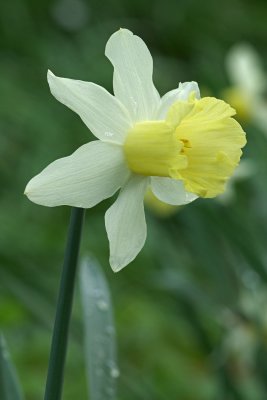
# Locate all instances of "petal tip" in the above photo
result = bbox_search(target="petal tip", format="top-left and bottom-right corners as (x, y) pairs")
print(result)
(47, 69), (57, 89)
(117, 27), (133, 35)
(119, 27), (131, 33)
(109, 257), (128, 273)
(24, 181), (36, 202)
(105, 28), (133, 55)
(24, 182), (31, 196)
(47, 69), (55, 80)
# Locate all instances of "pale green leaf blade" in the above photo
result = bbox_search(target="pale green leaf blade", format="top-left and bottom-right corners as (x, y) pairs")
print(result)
(79, 256), (119, 400)
(0, 335), (24, 400)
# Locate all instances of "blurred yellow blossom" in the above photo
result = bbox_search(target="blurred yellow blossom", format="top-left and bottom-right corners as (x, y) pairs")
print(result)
(225, 44), (267, 133)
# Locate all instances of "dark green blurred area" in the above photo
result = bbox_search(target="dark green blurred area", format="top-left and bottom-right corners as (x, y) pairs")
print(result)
(1, 0), (267, 399)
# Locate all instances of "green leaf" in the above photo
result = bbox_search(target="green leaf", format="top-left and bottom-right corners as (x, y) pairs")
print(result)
(0, 335), (24, 400)
(79, 256), (119, 400)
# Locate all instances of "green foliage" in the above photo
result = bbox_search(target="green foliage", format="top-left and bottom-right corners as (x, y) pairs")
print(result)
(1, 0), (267, 399)
(0, 335), (24, 400)
(80, 256), (118, 400)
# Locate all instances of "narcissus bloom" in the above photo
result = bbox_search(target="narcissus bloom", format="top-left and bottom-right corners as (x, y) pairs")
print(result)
(25, 29), (246, 271)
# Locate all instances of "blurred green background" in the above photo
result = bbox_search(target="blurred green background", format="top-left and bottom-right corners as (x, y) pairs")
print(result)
(1, 0), (267, 399)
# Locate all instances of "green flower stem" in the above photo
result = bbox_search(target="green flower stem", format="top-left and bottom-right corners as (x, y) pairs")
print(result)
(44, 207), (85, 400)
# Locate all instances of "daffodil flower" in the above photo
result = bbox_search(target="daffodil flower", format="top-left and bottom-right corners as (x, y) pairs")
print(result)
(25, 29), (246, 271)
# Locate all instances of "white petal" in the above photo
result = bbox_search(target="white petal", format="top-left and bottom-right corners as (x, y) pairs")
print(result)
(157, 81), (200, 119)
(105, 29), (160, 122)
(105, 175), (149, 272)
(151, 177), (198, 205)
(47, 70), (132, 144)
(25, 141), (130, 208)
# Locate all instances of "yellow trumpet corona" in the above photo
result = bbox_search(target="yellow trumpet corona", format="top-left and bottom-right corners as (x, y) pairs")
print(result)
(124, 94), (246, 198)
